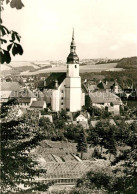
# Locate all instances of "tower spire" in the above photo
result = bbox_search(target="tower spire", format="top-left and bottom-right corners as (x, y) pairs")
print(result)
(67, 29), (79, 64)
(72, 28), (74, 40)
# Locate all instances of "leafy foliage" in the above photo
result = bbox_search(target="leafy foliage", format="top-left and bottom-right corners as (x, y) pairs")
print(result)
(1, 100), (50, 193)
(9, 0), (24, 9)
(64, 124), (83, 142)
(0, 0), (24, 64)
(76, 129), (87, 159)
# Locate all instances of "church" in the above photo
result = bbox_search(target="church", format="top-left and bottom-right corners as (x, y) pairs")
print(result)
(42, 30), (85, 112)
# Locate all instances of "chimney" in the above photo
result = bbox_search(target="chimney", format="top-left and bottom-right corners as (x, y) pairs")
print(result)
(44, 80), (46, 87)
(55, 80), (58, 89)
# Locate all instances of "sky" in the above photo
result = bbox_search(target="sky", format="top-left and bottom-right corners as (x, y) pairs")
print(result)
(2, 0), (137, 61)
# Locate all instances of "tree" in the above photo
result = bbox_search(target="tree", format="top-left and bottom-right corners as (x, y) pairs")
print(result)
(85, 95), (92, 112)
(76, 129), (87, 159)
(1, 100), (50, 193)
(88, 127), (100, 148)
(89, 121), (108, 152)
(105, 139), (116, 160)
(64, 124), (83, 142)
(75, 158), (137, 194)
(39, 117), (55, 138)
(0, 0), (24, 64)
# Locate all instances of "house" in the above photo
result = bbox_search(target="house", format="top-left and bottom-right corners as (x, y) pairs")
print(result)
(30, 101), (47, 110)
(97, 80), (121, 94)
(39, 30), (85, 112)
(73, 121), (89, 129)
(0, 81), (21, 105)
(125, 120), (137, 125)
(76, 114), (88, 122)
(10, 88), (37, 108)
(0, 91), (11, 104)
(86, 80), (98, 93)
(73, 113), (89, 129)
(89, 91), (122, 115)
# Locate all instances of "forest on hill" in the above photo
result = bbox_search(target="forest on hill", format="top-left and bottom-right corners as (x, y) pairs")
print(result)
(116, 57), (137, 69)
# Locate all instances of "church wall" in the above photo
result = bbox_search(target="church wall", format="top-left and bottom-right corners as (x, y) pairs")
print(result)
(58, 80), (66, 110)
(52, 89), (60, 112)
(65, 87), (70, 110)
(67, 64), (79, 77)
(66, 77), (81, 88)
(65, 77), (81, 88)
(65, 76), (82, 112)
(69, 88), (81, 112)
(65, 87), (81, 112)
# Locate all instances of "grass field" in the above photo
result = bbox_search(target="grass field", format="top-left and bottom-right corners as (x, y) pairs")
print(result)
(20, 62), (120, 75)
(2, 61), (123, 76)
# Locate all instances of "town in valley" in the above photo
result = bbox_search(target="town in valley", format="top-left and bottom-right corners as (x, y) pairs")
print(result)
(1, 0), (137, 193)
(1, 30), (137, 194)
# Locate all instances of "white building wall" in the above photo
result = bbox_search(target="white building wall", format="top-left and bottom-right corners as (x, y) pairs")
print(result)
(43, 101), (47, 109)
(114, 86), (119, 94)
(81, 92), (85, 106)
(65, 76), (82, 112)
(30, 97), (37, 105)
(93, 103), (120, 115)
(52, 89), (60, 111)
(65, 87), (81, 112)
(76, 115), (87, 122)
(110, 105), (120, 115)
(67, 63), (79, 77)
(58, 80), (66, 110)
(19, 102), (30, 109)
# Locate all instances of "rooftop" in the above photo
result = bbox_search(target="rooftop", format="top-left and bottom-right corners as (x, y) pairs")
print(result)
(18, 97), (31, 103)
(97, 81), (115, 90)
(10, 88), (36, 98)
(30, 101), (46, 108)
(1, 81), (20, 91)
(44, 73), (66, 89)
(89, 91), (122, 105)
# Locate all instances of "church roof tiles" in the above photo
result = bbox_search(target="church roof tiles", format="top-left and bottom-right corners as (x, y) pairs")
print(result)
(44, 73), (66, 89)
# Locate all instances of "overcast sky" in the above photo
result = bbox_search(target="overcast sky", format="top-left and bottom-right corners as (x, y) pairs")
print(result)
(2, 0), (137, 61)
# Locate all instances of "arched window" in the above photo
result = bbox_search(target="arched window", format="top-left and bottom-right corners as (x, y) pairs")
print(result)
(75, 65), (77, 68)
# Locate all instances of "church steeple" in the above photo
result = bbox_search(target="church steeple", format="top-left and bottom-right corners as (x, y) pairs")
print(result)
(71, 28), (75, 52)
(67, 29), (79, 64)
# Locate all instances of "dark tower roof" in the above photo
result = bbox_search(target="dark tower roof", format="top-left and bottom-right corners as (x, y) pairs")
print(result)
(67, 29), (79, 64)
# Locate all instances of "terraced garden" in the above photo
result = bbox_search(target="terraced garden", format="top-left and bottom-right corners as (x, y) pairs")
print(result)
(31, 140), (109, 185)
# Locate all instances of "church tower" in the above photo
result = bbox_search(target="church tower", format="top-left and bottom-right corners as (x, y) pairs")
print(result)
(65, 29), (82, 112)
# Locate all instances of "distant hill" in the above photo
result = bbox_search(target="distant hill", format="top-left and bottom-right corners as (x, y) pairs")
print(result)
(116, 57), (137, 69)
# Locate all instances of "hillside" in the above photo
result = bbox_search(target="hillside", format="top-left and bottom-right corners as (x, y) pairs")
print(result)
(116, 57), (137, 69)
